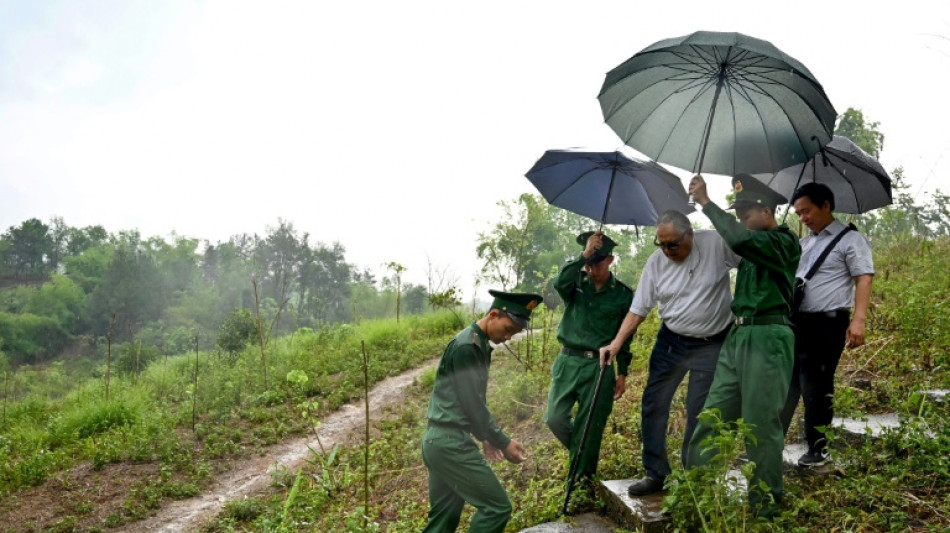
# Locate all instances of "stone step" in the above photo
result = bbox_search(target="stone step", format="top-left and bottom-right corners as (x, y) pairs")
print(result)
(599, 470), (748, 531)
(598, 480), (668, 532)
(831, 412), (900, 444)
(518, 512), (618, 533)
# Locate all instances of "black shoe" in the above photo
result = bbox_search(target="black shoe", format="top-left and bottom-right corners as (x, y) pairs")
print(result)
(797, 450), (830, 467)
(627, 476), (665, 497)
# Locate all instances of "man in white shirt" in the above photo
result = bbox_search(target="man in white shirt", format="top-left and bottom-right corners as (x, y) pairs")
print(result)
(600, 210), (739, 496)
(780, 182), (874, 467)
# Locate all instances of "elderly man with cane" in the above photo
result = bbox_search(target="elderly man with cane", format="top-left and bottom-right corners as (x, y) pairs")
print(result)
(600, 209), (739, 497)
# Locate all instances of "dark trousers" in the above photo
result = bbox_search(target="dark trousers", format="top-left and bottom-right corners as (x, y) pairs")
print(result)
(780, 310), (850, 453)
(641, 324), (726, 481)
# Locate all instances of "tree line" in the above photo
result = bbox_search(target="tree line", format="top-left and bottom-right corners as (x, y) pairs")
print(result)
(0, 219), (438, 366)
(3, 108), (946, 369)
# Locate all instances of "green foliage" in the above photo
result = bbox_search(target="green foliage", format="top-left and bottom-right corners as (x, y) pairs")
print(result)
(47, 398), (140, 448)
(0, 311), (71, 364)
(217, 309), (257, 356)
(0, 218), (55, 279)
(835, 107), (885, 157)
(663, 410), (763, 531)
(23, 274), (86, 331)
(114, 341), (161, 376)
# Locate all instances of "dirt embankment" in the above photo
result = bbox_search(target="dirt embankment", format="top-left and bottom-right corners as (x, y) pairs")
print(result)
(0, 359), (437, 533)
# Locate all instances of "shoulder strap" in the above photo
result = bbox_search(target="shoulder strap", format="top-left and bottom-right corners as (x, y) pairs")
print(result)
(802, 223), (857, 281)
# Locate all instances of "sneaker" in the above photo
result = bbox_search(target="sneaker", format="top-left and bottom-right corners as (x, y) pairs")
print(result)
(797, 450), (830, 467)
(626, 476), (665, 497)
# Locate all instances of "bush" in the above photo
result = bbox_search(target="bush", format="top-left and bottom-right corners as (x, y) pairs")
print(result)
(217, 309), (258, 356)
(47, 399), (140, 449)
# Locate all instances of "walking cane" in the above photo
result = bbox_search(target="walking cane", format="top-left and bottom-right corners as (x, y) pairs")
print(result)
(560, 352), (610, 516)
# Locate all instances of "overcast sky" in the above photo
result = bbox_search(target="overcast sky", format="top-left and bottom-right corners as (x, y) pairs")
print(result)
(1, 1), (948, 294)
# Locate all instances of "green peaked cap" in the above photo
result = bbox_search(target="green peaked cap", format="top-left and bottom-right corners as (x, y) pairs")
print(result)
(727, 173), (788, 210)
(576, 231), (617, 263)
(488, 289), (543, 328)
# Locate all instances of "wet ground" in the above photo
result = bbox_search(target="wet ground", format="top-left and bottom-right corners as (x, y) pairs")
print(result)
(117, 358), (439, 532)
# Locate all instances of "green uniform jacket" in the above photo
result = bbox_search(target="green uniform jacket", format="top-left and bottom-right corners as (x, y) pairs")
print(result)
(425, 322), (510, 450)
(553, 255), (635, 375)
(703, 202), (801, 314)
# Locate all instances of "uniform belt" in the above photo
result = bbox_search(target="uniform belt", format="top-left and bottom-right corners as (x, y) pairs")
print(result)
(561, 346), (599, 359)
(734, 315), (791, 326)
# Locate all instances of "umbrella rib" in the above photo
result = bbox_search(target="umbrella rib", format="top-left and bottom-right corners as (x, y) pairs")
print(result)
(602, 47), (719, 124)
(617, 71), (718, 152)
(721, 79), (782, 174)
(727, 67), (820, 173)
(547, 164), (614, 206)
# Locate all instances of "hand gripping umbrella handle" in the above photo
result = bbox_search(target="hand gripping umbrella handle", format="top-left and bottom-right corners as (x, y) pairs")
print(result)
(561, 355), (610, 516)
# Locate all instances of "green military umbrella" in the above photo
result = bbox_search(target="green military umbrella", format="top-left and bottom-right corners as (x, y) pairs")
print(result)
(598, 31), (837, 177)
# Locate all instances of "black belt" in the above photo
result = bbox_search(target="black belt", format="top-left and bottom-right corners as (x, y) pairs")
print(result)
(561, 346), (599, 359)
(795, 309), (850, 319)
(662, 323), (731, 343)
(734, 315), (791, 326)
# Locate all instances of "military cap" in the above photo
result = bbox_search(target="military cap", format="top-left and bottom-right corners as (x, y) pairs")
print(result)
(488, 289), (543, 329)
(727, 173), (789, 210)
(576, 230), (617, 264)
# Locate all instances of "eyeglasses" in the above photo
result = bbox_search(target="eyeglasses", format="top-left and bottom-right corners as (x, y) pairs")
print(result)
(653, 237), (682, 251)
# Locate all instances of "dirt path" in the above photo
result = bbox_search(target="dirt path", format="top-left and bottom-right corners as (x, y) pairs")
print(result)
(119, 358), (438, 533)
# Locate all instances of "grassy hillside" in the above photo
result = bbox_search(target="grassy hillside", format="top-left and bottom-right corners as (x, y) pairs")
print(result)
(2, 237), (949, 532)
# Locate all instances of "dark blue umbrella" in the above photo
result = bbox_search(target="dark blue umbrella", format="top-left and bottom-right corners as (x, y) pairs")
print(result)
(525, 150), (693, 227)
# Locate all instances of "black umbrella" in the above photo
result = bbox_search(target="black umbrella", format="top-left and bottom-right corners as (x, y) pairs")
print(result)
(756, 135), (893, 214)
(525, 149), (693, 227)
(598, 31), (838, 177)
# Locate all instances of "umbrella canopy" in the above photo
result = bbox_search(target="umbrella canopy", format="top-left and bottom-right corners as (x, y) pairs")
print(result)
(525, 150), (693, 226)
(598, 31), (837, 177)
(756, 135), (893, 214)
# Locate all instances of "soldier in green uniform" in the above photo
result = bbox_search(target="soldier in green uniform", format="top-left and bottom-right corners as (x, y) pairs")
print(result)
(545, 230), (634, 490)
(422, 289), (542, 533)
(685, 174), (800, 518)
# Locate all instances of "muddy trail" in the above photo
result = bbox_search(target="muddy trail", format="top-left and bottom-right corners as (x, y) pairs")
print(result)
(118, 358), (438, 533)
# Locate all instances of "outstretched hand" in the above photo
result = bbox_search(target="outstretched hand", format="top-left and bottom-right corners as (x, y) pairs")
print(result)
(503, 439), (527, 464)
(483, 441), (504, 462)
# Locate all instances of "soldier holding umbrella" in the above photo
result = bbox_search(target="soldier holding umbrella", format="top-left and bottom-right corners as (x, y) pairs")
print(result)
(544, 230), (634, 510)
(685, 174), (800, 518)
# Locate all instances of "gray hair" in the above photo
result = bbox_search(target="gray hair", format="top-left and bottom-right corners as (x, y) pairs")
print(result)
(656, 210), (692, 237)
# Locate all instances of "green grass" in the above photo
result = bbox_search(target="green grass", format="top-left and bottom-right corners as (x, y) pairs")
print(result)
(0, 310), (460, 526)
(3, 237), (950, 532)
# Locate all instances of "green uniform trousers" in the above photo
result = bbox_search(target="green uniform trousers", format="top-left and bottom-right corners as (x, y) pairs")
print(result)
(544, 352), (616, 483)
(421, 425), (512, 533)
(685, 324), (793, 516)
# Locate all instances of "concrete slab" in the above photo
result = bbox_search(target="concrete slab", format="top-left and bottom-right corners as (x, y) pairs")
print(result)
(518, 512), (617, 533)
(832, 412), (901, 443)
(782, 442), (809, 470)
(599, 479), (668, 532)
(923, 389), (949, 405)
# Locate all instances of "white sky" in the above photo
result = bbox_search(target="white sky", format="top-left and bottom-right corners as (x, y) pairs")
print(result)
(1, 1), (949, 295)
